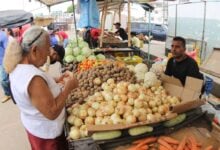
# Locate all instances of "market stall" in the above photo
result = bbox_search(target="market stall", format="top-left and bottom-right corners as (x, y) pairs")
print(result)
(35, 1), (220, 150)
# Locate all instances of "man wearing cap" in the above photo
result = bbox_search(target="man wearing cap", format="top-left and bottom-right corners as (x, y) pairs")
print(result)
(114, 22), (128, 40)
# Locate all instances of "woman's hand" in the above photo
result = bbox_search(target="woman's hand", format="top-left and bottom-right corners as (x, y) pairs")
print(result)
(63, 74), (78, 93)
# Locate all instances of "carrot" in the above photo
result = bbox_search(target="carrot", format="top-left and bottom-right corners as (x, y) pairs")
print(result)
(126, 146), (137, 150)
(132, 138), (147, 145)
(159, 145), (169, 150)
(158, 138), (174, 150)
(177, 137), (187, 150)
(197, 142), (202, 147)
(160, 136), (180, 145)
(132, 137), (157, 145)
(184, 147), (190, 150)
(135, 137), (157, 148)
(188, 136), (198, 150)
(127, 145), (149, 150)
(204, 145), (213, 150)
(172, 145), (178, 149)
(139, 145), (149, 150)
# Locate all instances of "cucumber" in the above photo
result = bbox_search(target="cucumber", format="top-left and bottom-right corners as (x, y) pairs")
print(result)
(163, 113), (186, 127)
(128, 126), (153, 136)
(92, 130), (122, 141)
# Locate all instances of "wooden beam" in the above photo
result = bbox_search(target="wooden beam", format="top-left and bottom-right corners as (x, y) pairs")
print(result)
(119, 4), (122, 23)
(100, 0), (108, 48)
(127, 0), (131, 47)
(111, 11), (116, 30)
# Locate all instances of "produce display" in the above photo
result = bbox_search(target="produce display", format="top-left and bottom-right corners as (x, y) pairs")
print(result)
(63, 47), (206, 146)
(127, 135), (215, 150)
(150, 59), (168, 78)
(101, 35), (122, 43)
(67, 79), (181, 140)
(64, 38), (106, 63)
(128, 126), (153, 136)
(127, 63), (161, 88)
(163, 114), (186, 127)
(91, 130), (122, 141)
(116, 55), (143, 65)
(76, 58), (109, 72)
(127, 63), (148, 81)
(66, 62), (137, 106)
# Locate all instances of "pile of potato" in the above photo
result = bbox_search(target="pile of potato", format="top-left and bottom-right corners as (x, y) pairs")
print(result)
(66, 62), (137, 106)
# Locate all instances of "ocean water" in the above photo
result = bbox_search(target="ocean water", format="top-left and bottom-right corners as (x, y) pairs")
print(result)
(168, 17), (220, 59)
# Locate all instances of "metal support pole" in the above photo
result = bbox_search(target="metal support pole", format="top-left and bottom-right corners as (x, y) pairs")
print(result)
(147, 11), (151, 62)
(201, 1), (207, 62)
(128, 0), (131, 47)
(72, 0), (79, 47)
(163, 0), (165, 25)
(174, 4), (177, 36)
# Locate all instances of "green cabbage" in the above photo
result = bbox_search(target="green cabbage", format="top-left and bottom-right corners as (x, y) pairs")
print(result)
(76, 55), (86, 62)
(88, 55), (97, 60)
(96, 54), (106, 60)
(79, 41), (89, 49)
(64, 55), (75, 63)
(81, 47), (92, 57)
(73, 47), (81, 56)
(65, 47), (73, 56)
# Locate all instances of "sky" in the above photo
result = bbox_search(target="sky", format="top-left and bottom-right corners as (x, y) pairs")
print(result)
(0, 0), (72, 15)
(1, 0), (219, 20)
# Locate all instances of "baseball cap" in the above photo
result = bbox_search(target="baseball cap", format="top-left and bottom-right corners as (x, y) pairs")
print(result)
(114, 22), (121, 26)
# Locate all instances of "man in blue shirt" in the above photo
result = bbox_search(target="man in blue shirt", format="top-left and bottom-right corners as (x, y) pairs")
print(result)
(49, 30), (58, 47)
(0, 29), (10, 103)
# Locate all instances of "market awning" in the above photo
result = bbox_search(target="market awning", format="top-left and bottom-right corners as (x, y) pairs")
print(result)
(97, 0), (154, 11)
(36, 0), (154, 11)
(36, 0), (70, 7)
(0, 10), (33, 28)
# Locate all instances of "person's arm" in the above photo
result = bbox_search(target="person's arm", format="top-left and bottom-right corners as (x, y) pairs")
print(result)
(186, 60), (203, 80)
(28, 75), (78, 120)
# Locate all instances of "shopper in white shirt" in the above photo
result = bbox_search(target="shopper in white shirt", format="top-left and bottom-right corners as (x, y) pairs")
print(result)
(3, 26), (78, 150)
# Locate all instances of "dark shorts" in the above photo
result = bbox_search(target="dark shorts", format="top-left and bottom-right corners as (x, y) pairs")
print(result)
(26, 130), (68, 150)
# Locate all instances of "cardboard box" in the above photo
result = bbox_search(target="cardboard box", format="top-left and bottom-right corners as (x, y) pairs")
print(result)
(86, 75), (205, 132)
(161, 74), (205, 114)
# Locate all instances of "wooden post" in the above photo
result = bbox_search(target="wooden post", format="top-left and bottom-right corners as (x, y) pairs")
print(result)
(100, 0), (108, 48)
(100, 7), (105, 35)
(127, 0), (131, 47)
(111, 11), (116, 30)
(119, 4), (121, 23)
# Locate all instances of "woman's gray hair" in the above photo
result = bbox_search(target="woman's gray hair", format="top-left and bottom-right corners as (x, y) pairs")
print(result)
(3, 26), (49, 73)
(21, 26), (48, 52)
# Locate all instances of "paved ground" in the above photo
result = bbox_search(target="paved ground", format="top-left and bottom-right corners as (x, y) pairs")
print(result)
(0, 94), (31, 150)
(0, 41), (166, 150)
(142, 40), (166, 58)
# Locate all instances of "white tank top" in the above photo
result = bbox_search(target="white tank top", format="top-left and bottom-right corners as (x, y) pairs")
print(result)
(9, 64), (65, 139)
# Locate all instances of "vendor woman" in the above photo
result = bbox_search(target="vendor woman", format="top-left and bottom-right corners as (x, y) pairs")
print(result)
(4, 26), (78, 150)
